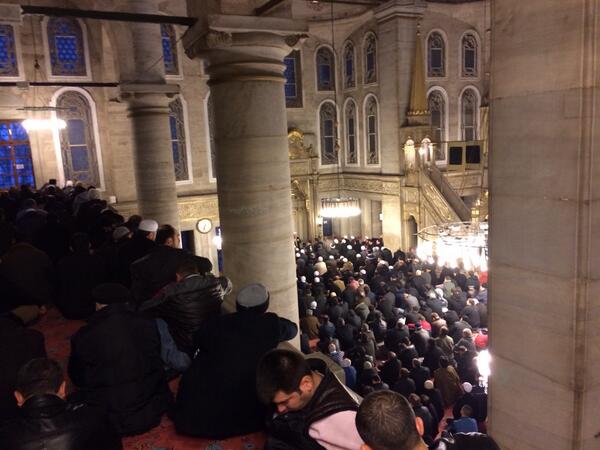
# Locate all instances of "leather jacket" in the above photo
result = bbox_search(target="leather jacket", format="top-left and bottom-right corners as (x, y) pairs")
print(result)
(265, 359), (360, 450)
(0, 394), (122, 450)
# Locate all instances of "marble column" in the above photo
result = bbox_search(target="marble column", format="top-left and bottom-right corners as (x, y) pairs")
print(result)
(120, 0), (180, 228)
(360, 198), (373, 238)
(183, 16), (308, 325)
(374, 0), (426, 175)
(489, 0), (600, 448)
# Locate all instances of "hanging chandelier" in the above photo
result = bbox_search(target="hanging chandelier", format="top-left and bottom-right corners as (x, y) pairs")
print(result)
(18, 106), (67, 133)
(321, 197), (361, 218)
(319, 1), (361, 220)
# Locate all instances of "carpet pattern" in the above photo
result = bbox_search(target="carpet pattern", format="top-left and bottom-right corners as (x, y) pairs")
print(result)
(33, 308), (266, 450)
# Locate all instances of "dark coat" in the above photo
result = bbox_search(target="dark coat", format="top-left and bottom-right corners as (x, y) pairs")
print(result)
(393, 377), (416, 399)
(173, 311), (297, 439)
(0, 395), (122, 450)
(115, 234), (156, 287)
(0, 316), (46, 423)
(68, 303), (172, 436)
(57, 253), (108, 319)
(130, 245), (212, 305)
(379, 357), (401, 387)
(410, 365), (431, 394)
(139, 274), (226, 354)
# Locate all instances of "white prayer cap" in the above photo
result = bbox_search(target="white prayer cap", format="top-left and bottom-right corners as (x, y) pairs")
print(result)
(341, 239), (346, 244)
(314, 271), (320, 276)
(329, 255), (334, 260)
(373, 246), (379, 251)
(334, 238), (339, 244)
(342, 258), (348, 263)
(310, 301), (317, 309)
(65, 180), (74, 187)
(415, 270), (422, 276)
(360, 269), (367, 275)
(356, 254), (361, 258)
(350, 236), (355, 239)
(343, 235), (348, 239)
(358, 279), (365, 285)
(442, 307), (448, 313)
(300, 276), (307, 282)
(138, 219), (158, 232)
(363, 361), (373, 369)
(237, 283), (269, 309)
(341, 358), (352, 368)
(347, 245), (352, 250)
(463, 382), (473, 393)
(424, 380), (434, 390)
(330, 292), (337, 297)
(398, 317), (406, 325)
(314, 277), (320, 283)
(435, 288), (444, 298)
(318, 256), (324, 262)
(296, 253), (301, 258)
(301, 249), (306, 254)
(361, 246), (366, 251)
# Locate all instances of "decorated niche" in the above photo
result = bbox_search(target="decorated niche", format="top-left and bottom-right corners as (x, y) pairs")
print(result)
(288, 128), (316, 160)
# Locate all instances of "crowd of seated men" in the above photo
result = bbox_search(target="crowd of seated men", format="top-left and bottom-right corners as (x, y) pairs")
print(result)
(0, 182), (498, 450)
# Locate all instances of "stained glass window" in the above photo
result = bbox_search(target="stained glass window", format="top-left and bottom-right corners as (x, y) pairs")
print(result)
(365, 96), (379, 165)
(47, 18), (87, 76)
(284, 51), (302, 108)
(57, 91), (100, 186)
(343, 43), (355, 89)
(364, 34), (377, 84)
(345, 99), (357, 165)
(462, 33), (478, 77)
(0, 121), (35, 190)
(316, 47), (335, 91)
(161, 24), (179, 76)
(427, 32), (445, 78)
(207, 94), (217, 180)
(0, 25), (19, 77)
(168, 98), (189, 182)
(319, 102), (338, 166)
(428, 90), (446, 161)
(461, 89), (478, 141)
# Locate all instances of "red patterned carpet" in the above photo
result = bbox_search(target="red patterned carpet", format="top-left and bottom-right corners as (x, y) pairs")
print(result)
(32, 308), (266, 450)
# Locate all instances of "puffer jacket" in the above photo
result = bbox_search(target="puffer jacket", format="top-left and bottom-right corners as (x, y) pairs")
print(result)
(0, 395), (122, 450)
(139, 274), (232, 354)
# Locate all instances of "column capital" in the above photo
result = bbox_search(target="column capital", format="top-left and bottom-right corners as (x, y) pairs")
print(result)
(183, 14), (308, 84)
(374, 0), (427, 23)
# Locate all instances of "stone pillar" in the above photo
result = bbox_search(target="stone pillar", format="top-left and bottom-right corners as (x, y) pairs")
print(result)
(382, 195), (402, 251)
(120, 0), (180, 228)
(374, 0), (426, 175)
(489, 1), (600, 449)
(183, 16), (308, 325)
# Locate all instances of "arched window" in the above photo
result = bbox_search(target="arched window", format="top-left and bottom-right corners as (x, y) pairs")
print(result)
(319, 102), (338, 165)
(461, 89), (478, 141)
(161, 24), (179, 76)
(284, 50), (302, 108)
(316, 47), (335, 91)
(168, 97), (190, 182)
(365, 96), (379, 165)
(47, 18), (87, 76)
(462, 33), (478, 77)
(206, 94), (216, 181)
(56, 90), (101, 186)
(427, 31), (445, 78)
(364, 33), (377, 84)
(0, 24), (19, 77)
(428, 90), (446, 161)
(343, 42), (355, 89)
(345, 99), (358, 165)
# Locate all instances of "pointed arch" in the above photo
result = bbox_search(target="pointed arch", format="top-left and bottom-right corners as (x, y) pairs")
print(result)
(50, 87), (105, 188)
(426, 29), (447, 78)
(427, 86), (449, 162)
(363, 94), (380, 166)
(363, 32), (378, 84)
(460, 30), (480, 78)
(459, 86), (481, 141)
(43, 17), (91, 80)
(168, 95), (193, 184)
(343, 97), (359, 166)
(343, 41), (355, 89)
(317, 99), (340, 167)
(315, 45), (336, 91)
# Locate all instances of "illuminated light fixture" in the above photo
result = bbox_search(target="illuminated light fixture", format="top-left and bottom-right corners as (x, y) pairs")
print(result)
(319, 1), (362, 221)
(321, 197), (361, 218)
(476, 349), (492, 390)
(21, 117), (66, 132)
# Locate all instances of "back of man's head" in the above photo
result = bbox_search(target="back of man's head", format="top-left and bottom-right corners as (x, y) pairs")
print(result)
(356, 390), (424, 450)
(256, 349), (311, 405)
(16, 358), (63, 400)
(176, 257), (198, 279)
(156, 224), (177, 246)
(70, 232), (90, 255)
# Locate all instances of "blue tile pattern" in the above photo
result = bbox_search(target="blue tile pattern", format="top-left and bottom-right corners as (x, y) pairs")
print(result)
(48, 18), (86, 76)
(0, 25), (18, 77)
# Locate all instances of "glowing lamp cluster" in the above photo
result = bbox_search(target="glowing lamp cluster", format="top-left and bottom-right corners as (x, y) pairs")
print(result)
(320, 197), (361, 218)
(21, 118), (67, 133)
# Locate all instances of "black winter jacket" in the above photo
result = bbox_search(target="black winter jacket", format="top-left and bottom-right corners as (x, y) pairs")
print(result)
(0, 395), (122, 450)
